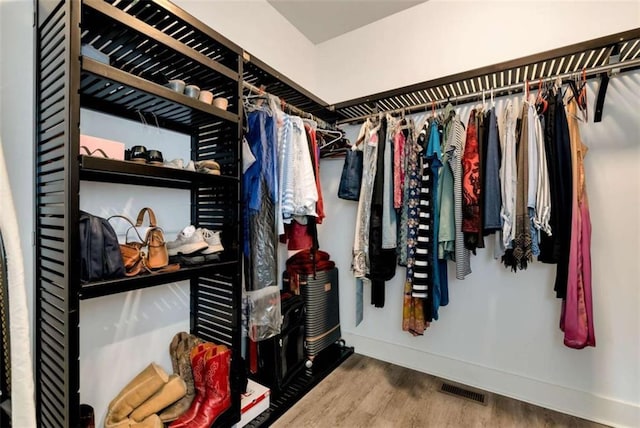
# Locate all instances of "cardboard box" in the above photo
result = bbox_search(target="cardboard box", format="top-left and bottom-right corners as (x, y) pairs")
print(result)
(79, 134), (125, 160)
(235, 379), (270, 427)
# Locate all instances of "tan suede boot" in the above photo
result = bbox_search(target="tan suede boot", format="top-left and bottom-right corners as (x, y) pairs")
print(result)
(130, 374), (187, 422)
(130, 415), (163, 428)
(169, 332), (189, 373)
(104, 363), (169, 427)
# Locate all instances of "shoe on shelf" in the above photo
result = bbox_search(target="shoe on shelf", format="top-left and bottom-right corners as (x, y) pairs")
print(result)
(167, 225), (208, 256)
(165, 159), (197, 172)
(197, 228), (224, 255)
(164, 158), (185, 169)
(195, 160), (221, 175)
(170, 253), (206, 266)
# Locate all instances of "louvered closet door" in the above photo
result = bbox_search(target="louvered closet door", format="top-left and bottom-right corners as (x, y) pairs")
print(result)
(35, 1), (82, 426)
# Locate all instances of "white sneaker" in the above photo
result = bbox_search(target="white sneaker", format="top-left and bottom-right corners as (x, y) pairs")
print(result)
(197, 228), (224, 254)
(164, 158), (184, 169)
(166, 225), (208, 256)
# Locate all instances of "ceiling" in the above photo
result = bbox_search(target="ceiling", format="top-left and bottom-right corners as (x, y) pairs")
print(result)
(268, 0), (428, 44)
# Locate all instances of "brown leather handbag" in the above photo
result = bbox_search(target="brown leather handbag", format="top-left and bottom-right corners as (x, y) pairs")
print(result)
(108, 208), (177, 277)
(134, 207), (169, 269)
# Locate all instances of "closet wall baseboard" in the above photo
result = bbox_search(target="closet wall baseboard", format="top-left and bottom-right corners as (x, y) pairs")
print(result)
(343, 332), (639, 428)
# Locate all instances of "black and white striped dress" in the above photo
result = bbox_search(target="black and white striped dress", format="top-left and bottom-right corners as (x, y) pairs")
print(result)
(412, 125), (435, 303)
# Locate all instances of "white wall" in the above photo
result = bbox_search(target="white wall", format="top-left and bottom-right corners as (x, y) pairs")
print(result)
(316, 0), (640, 103)
(322, 74), (640, 427)
(174, 0), (322, 97)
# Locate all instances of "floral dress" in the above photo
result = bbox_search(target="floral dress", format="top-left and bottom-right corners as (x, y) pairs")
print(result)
(402, 127), (427, 335)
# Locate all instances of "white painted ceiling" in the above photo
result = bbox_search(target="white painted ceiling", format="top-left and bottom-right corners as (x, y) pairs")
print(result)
(268, 0), (428, 44)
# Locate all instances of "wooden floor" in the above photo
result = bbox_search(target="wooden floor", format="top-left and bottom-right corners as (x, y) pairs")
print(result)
(273, 354), (605, 428)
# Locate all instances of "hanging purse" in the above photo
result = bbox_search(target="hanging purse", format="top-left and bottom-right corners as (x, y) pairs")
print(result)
(337, 148), (363, 201)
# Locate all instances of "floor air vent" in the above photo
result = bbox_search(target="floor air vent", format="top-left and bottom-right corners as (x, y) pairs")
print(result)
(439, 382), (488, 406)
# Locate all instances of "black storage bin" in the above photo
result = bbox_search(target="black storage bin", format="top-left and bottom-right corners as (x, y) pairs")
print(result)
(255, 292), (305, 393)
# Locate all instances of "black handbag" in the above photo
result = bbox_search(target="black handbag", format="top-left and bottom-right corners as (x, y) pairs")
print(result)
(79, 211), (126, 282)
(337, 148), (363, 201)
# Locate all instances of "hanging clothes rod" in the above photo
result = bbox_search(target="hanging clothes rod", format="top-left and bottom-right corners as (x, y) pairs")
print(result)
(336, 57), (640, 125)
(243, 80), (334, 130)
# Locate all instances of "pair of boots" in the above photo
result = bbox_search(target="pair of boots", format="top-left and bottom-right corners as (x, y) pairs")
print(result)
(104, 332), (204, 427)
(104, 363), (187, 428)
(169, 343), (232, 428)
(159, 332), (204, 421)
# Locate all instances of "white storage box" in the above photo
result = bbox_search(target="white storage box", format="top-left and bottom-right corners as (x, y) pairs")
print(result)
(235, 379), (270, 427)
(79, 134), (125, 160)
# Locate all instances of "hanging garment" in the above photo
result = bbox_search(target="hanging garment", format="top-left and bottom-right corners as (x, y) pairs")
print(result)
(526, 99), (540, 257)
(368, 118), (396, 307)
(475, 110), (486, 248)
(560, 98), (595, 349)
(533, 112), (551, 237)
(412, 125), (435, 318)
(382, 115), (398, 249)
(244, 110), (278, 289)
(504, 103), (532, 271)
(426, 121), (447, 319)
(462, 109), (482, 253)
(305, 124), (325, 224)
(352, 119), (378, 279)
(483, 107), (502, 233)
(500, 100), (518, 252)
(539, 93), (573, 300)
(397, 124), (411, 266)
(280, 115), (318, 223)
(449, 119), (472, 279)
(402, 128), (427, 335)
(394, 122), (406, 209)
(353, 119), (378, 326)
(280, 218), (314, 251)
(438, 116), (456, 262)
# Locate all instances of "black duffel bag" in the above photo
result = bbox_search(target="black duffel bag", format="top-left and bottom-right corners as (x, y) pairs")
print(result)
(79, 210), (125, 282)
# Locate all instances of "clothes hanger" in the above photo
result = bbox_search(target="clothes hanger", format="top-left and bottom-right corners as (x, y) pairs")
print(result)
(318, 128), (343, 148)
(319, 131), (351, 158)
(443, 102), (455, 125)
(535, 79), (549, 114)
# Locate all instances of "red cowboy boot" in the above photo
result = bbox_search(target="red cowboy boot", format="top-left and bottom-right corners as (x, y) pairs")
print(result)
(187, 345), (232, 428)
(169, 343), (217, 428)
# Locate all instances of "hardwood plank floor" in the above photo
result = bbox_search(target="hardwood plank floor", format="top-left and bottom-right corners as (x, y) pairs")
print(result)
(272, 354), (606, 428)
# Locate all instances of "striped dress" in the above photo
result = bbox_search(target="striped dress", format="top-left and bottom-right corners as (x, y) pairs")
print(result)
(411, 125), (434, 306)
(449, 119), (472, 280)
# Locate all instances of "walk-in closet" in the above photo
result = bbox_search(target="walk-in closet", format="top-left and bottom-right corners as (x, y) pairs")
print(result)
(0, 1), (638, 427)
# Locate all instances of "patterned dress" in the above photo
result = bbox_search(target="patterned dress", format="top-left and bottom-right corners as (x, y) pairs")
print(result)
(402, 128), (427, 335)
